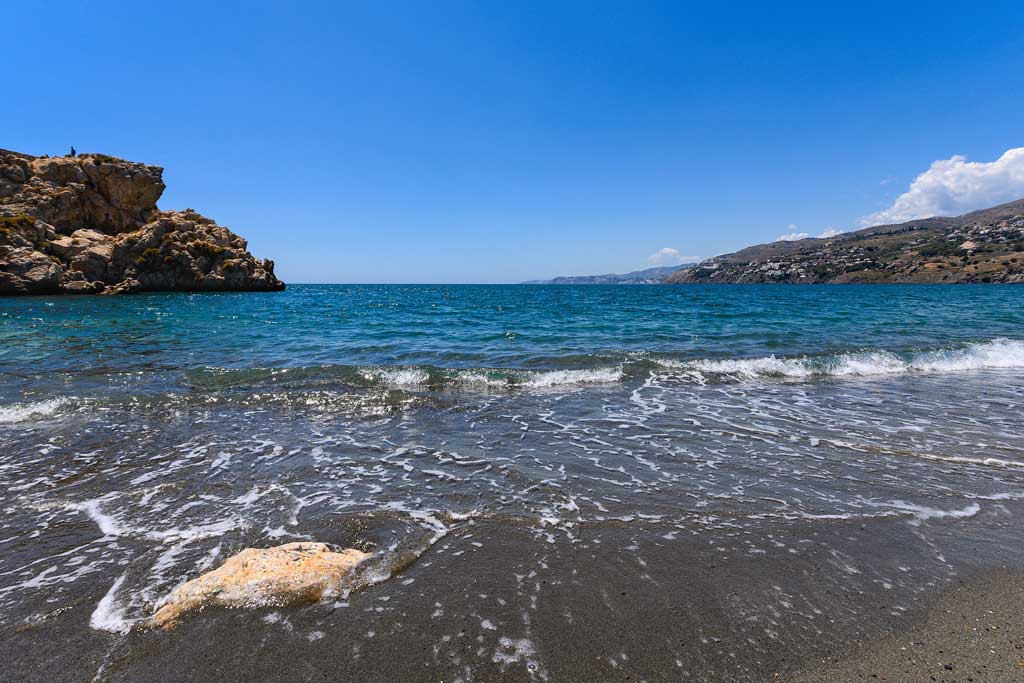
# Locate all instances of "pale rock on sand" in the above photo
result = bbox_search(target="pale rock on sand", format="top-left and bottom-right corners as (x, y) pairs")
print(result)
(148, 542), (371, 629)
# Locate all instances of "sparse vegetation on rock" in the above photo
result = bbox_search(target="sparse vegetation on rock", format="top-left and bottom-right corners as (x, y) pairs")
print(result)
(0, 148), (285, 295)
(665, 199), (1024, 284)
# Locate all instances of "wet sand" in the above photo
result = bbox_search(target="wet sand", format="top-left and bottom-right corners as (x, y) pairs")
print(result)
(792, 570), (1024, 683)
(5, 513), (1024, 682)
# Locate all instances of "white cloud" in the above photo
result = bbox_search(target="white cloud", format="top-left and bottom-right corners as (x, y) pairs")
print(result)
(776, 224), (846, 241)
(861, 147), (1024, 226)
(647, 247), (697, 266)
(775, 224), (809, 241)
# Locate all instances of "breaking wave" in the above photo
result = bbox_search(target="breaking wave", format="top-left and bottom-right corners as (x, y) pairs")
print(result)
(190, 364), (626, 392)
(164, 338), (1024, 400)
(3, 339), (1019, 424)
(0, 397), (69, 424)
(678, 338), (1024, 381)
(354, 365), (625, 389)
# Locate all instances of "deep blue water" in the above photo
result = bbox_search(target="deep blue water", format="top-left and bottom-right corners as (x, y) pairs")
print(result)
(2, 284), (1023, 383)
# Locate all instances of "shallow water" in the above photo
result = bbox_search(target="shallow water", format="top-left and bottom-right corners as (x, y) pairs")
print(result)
(3, 284), (1024, 680)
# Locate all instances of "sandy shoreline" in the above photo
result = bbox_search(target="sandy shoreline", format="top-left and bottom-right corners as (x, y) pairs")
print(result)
(5, 513), (1024, 682)
(792, 569), (1024, 683)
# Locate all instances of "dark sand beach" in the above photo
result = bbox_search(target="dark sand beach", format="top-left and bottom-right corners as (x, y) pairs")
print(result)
(5, 513), (1024, 682)
(793, 570), (1024, 683)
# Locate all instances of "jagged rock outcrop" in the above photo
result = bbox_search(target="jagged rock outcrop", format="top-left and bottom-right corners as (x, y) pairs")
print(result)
(0, 149), (285, 295)
(148, 542), (371, 629)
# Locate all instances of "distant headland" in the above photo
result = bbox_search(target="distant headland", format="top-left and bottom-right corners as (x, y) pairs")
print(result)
(521, 264), (694, 285)
(0, 149), (284, 295)
(666, 198), (1024, 284)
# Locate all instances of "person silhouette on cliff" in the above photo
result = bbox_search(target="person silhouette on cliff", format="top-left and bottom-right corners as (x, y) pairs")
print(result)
(69, 146), (76, 158)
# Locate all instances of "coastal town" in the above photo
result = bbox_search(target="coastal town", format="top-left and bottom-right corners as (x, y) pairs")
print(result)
(667, 199), (1024, 284)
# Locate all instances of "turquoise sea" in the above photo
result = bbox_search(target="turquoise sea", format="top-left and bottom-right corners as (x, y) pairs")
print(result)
(3, 284), (1024, 681)
(4, 283), (1024, 384)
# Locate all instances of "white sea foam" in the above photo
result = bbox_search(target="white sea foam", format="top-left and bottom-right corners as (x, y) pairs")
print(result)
(69, 498), (123, 537)
(689, 356), (816, 379)
(145, 518), (240, 543)
(518, 367), (624, 388)
(971, 491), (1024, 501)
(492, 636), (548, 680)
(902, 452), (1024, 470)
(449, 367), (624, 388)
(361, 365), (624, 389)
(90, 574), (134, 633)
(0, 397), (68, 424)
(362, 367), (431, 386)
(684, 338), (1024, 381)
(382, 501), (451, 544)
(875, 500), (981, 525)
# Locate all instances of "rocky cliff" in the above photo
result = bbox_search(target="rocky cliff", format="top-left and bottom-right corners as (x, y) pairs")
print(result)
(665, 199), (1024, 284)
(0, 149), (284, 295)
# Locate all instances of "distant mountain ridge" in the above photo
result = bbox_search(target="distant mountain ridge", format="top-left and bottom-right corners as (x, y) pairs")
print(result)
(665, 198), (1024, 284)
(523, 264), (694, 285)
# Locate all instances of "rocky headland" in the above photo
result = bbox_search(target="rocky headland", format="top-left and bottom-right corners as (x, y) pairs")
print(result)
(665, 198), (1024, 284)
(0, 148), (284, 295)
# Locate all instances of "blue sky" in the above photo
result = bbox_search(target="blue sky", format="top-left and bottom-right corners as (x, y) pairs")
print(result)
(6, 1), (1024, 283)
